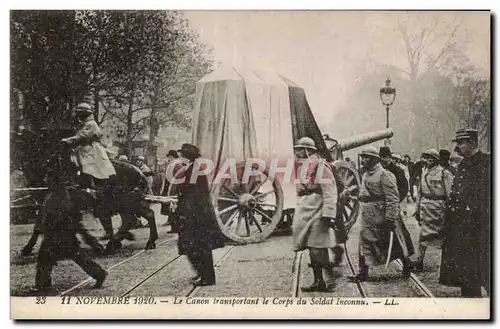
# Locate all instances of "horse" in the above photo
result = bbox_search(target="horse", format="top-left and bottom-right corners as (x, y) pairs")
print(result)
(20, 141), (158, 256)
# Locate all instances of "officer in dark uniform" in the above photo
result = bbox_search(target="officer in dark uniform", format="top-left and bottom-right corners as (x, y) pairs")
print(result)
(174, 143), (225, 286)
(439, 128), (490, 297)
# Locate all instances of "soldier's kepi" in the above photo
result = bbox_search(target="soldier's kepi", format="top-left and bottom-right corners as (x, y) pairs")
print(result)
(291, 137), (345, 293)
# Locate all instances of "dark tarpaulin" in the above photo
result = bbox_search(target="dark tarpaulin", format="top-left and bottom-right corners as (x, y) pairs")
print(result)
(287, 85), (332, 162)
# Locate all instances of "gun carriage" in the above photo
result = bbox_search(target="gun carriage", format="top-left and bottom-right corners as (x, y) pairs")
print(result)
(167, 66), (395, 244)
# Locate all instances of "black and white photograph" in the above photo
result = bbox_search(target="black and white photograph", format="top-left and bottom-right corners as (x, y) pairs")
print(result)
(9, 9), (491, 319)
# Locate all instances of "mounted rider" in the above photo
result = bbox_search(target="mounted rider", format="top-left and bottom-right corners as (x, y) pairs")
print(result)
(61, 102), (116, 190)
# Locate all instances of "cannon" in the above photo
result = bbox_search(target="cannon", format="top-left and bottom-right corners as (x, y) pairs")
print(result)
(167, 66), (397, 244)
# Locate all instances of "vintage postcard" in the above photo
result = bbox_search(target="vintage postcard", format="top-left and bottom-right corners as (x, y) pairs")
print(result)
(10, 10), (491, 320)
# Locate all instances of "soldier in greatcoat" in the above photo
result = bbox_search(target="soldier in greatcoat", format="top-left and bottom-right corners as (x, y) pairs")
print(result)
(414, 148), (453, 271)
(292, 137), (341, 292)
(173, 143), (225, 286)
(349, 146), (412, 282)
(439, 129), (490, 297)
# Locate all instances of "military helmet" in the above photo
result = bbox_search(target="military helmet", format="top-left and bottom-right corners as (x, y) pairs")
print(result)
(422, 148), (439, 160)
(360, 146), (380, 159)
(392, 153), (402, 161)
(294, 137), (317, 151)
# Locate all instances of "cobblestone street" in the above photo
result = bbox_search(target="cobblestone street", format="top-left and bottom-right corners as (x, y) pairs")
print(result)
(11, 202), (476, 298)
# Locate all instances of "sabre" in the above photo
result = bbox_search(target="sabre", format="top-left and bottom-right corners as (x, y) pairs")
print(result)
(385, 230), (394, 270)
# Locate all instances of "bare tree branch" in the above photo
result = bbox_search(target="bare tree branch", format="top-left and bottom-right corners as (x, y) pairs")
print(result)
(424, 19), (463, 74)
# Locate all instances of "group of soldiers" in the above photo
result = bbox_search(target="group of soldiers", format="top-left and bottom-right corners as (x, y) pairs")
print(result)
(291, 128), (490, 297)
(25, 101), (490, 298)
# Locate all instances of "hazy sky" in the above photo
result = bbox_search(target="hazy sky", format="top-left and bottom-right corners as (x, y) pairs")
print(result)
(182, 11), (490, 129)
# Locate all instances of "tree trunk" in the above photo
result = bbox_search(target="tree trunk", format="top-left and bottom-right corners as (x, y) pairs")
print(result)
(93, 87), (99, 123)
(148, 106), (157, 168)
(126, 93), (134, 158)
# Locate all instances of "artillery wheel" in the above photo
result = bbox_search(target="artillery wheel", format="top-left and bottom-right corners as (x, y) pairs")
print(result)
(332, 160), (361, 232)
(211, 161), (284, 244)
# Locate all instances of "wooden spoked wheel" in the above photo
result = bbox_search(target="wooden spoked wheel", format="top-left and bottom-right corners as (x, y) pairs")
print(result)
(332, 160), (361, 232)
(211, 162), (284, 244)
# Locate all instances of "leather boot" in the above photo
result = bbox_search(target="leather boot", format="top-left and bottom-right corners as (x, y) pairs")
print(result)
(413, 259), (424, 272)
(461, 285), (482, 298)
(301, 263), (327, 292)
(72, 250), (108, 288)
(414, 245), (426, 272)
(320, 265), (336, 292)
(332, 245), (344, 267)
(348, 256), (369, 282)
(401, 258), (412, 277)
(194, 251), (216, 286)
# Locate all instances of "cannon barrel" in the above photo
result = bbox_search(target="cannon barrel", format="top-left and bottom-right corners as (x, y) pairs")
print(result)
(336, 128), (394, 152)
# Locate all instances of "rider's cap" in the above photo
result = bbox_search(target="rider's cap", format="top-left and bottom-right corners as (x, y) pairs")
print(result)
(293, 137), (317, 151)
(74, 102), (93, 115)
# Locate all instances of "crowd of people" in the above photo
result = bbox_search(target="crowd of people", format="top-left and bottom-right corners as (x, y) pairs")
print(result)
(26, 102), (490, 297)
(293, 129), (490, 298)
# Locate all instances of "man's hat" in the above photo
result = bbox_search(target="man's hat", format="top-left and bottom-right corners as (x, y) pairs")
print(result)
(360, 146), (380, 159)
(452, 128), (478, 143)
(137, 155), (145, 161)
(293, 137), (317, 151)
(439, 149), (451, 159)
(74, 102), (93, 115)
(178, 143), (201, 157)
(379, 146), (392, 158)
(422, 148), (440, 160)
(118, 155), (128, 161)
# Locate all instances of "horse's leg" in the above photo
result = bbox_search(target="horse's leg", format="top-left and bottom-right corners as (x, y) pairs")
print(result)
(76, 219), (105, 254)
(21, 214), (43, 256)
(96, 212), (114, 240)
(138, 202), (157, 250)
(105, 212), (136, 253)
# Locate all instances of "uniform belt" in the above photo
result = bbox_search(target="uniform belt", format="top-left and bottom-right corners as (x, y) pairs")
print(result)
(298, 189), (322, 197)
(359, 196), (385, 202)
(422, 194), (446, 201)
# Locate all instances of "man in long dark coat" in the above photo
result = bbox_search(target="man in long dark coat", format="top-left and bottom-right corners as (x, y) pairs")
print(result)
(173, 143), (225, 286)
(439, 128), (490, 297)
(32, 182), (107, 293)
(380, 146), (409, 202)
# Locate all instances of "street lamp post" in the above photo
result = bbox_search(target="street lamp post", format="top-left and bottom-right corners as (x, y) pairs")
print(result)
(380, 77), (396, 145)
